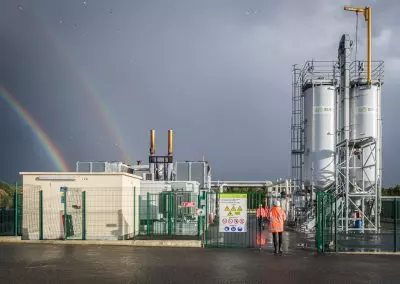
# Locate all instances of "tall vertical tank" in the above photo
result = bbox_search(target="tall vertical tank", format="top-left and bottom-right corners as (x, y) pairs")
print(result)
(349, 83), (382, 189)
(303, 81), (336, 190)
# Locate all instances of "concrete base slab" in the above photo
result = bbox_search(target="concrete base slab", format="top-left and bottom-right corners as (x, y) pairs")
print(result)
(0, 238), (201, 248)
(0, 236), (22, 241)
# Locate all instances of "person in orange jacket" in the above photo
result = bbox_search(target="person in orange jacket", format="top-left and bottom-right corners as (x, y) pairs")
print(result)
(256, 204), (267, 230)
(268, 200), (286, 254)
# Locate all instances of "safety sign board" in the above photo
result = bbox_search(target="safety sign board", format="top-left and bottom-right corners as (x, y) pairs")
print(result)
(181, 202), (196, 208)
(219, 193), (247, 233)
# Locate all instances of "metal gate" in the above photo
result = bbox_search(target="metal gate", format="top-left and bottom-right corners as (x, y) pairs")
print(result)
(63, 187), (84, 240)
(204, 192), (267, 248)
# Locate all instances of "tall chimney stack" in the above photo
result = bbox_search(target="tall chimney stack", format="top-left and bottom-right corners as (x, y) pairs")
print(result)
(150, 129), (156, 155)
(168, 129), (173, 156)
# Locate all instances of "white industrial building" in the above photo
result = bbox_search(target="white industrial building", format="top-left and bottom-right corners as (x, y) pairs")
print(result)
(20, 172), (142, 240)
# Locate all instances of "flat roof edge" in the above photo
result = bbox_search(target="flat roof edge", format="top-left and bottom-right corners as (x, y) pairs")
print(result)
(19, 172), (143, 180)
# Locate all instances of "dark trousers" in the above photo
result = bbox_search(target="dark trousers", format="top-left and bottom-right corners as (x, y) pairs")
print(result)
(272, 232), (283, 251)
(257, 217), (263, 228)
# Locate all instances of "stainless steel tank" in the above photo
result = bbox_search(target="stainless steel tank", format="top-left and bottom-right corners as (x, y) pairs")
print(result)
(349, 83), (382, 189)
(303, 81), (336, 190)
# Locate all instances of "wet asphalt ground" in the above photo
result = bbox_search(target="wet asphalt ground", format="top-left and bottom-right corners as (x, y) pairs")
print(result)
(1, 243), (400, 283)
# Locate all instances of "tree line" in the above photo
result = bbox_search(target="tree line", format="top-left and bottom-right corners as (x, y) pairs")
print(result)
(0, 182), (19, 208)
(382, 185), (400, 196)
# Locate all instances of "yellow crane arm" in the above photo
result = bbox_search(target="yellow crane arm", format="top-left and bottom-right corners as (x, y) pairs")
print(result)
(344, 6), (372, 84)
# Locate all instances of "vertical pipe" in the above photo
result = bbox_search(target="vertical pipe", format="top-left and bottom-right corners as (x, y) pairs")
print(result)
(14, 182), (18, 236)
(322, 196), (325, 252)
(168, 129), (173, 156)
(394, 199), (397, 252)
(330, 195), (333, 245)
(165, 129), (174, 180)
(150, 129), (156, 155)
(316, 193), (320, 252)
(375, 141), (378, 231)
(150, 129), (155, 179)
(345, 140), (349, 233)
(82, 191), (86, 240)
(133, 187), (136, 239)
(367, 7), (372, 84)
(39, 190), (43, 241)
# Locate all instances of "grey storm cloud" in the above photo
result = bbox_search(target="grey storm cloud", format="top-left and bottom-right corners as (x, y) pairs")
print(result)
(0, 0), (399, 186)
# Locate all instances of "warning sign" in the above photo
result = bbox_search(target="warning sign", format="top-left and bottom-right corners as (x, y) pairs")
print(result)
(219, 193), (247, 233)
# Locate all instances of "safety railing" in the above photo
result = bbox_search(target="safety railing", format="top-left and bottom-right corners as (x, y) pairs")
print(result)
(299, 60), (339, 88)
(349, 60), (384, 83)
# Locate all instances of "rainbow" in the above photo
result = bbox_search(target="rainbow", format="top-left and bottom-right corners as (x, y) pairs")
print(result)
(26, 10), (132, 164)
(0, 86), (71, 172)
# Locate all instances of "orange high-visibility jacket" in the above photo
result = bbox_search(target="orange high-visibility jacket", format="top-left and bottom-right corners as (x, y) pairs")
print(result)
(268, 206), (286, 233)
(257, 231), (267, 245)
(256, 207), (267, 218)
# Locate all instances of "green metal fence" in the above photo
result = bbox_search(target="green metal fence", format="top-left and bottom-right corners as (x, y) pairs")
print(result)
(15, 186), (202, 241)
(204, 192), (267, 248)
(136, 191), (200, 239)
(316, 192), (400, 253)
(0, 189), (23, 236)
(316, 192), (337, 252)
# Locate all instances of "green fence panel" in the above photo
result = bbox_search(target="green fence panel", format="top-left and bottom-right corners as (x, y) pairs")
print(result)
(317, 194), (400, 253)
(0, 187), (23, 236)
(204, 192), (265, 248)
(136, 191), (199, 240)
(316, 191), (336, 253)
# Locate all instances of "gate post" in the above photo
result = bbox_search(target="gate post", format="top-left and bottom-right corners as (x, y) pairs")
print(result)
(146, 192), (150, 236)
(39, 190), (43, 240)
(82, 191), (86, 240)
(197, 193), (201, 240)
(335, 196), (338, 252)
(394, 199), (398, 252)
(14, 183), (18, 236)
(316, 192), (321, 252)
(205, 192), (209, 247)
(133, 187), (136, 239)
(168, 192), (173, 236)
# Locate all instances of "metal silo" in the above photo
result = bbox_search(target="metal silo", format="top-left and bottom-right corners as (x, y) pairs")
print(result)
(349, 83), (382, 189)
(303, 81), (336, 190)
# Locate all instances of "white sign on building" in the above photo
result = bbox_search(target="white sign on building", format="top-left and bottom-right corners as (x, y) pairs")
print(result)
(218, 193), (247, 233)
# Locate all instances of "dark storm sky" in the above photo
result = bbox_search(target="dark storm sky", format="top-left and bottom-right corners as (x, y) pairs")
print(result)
(0, 0), (399, 186)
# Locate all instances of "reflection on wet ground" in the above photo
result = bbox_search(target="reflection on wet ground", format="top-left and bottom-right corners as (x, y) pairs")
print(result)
(1, 237), (399, 284)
